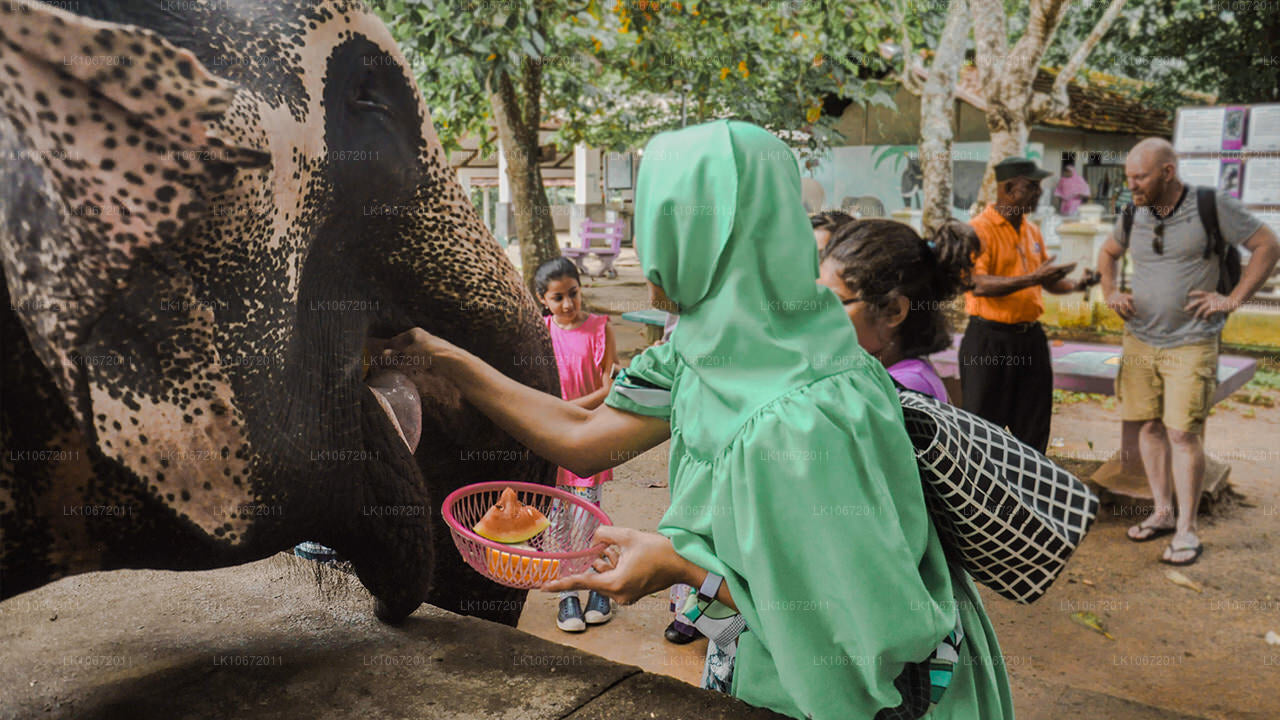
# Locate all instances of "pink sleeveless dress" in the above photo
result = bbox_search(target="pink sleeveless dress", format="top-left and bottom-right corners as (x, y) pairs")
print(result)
(545, 314), (613, 488)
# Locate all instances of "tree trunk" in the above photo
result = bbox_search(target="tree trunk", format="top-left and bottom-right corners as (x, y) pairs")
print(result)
(490, 64), (559, 296)
(919, 0), (970, 236)
(970, 0), (1070, 209)
(977, 118), (1032, 210)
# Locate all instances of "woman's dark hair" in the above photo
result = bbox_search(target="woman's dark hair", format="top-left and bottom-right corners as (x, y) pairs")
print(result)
(809, 210), (855, 232)
(820, 218), (979, 359)
(533, 256), (581, 315)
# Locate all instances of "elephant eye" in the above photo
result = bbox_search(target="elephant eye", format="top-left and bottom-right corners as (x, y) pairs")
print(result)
(351, 67), (392, 115)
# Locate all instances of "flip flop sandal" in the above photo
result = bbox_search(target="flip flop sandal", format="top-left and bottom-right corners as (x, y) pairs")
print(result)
(1160, 542), (1204, 566)
(1126, 523), (1175, 543)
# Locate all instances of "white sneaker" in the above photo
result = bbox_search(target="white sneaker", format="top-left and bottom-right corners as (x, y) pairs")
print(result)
(584, 591), (613, 625)
(556, 596), (586, 632)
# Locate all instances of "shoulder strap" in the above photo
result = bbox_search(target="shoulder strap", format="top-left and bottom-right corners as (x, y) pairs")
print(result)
(1119, 203), (1135, 293)
(1196, 186), (1224, 260)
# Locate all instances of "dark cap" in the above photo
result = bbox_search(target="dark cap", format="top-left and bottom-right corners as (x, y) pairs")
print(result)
(994, 157), (1051, 182)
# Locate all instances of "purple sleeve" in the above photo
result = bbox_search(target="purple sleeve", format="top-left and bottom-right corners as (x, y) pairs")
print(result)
(888, 359), (950, 404)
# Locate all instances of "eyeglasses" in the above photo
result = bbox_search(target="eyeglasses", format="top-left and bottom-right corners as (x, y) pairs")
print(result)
(1153, 221), (1164, 255)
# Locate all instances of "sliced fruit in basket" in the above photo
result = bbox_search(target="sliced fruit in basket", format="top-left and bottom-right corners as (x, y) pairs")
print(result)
(473, 487), (551, 544)
(443, 481), (610, 589)
(484, 543), (561, 585)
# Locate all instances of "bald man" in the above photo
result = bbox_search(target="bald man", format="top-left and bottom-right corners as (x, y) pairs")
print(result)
(1098, 137), (1280, 566)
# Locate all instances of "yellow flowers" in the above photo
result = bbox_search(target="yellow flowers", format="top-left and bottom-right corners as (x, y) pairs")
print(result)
(717, 63), (747, 81)
(806, 105), (821, 123)
(592, 37), (602, 53)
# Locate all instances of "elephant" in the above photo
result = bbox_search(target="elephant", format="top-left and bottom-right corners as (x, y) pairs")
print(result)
(0, 0), (557, 626)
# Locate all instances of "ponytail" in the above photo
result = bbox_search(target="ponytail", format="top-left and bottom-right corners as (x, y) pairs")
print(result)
(925, 219), (980, 299)
(821, 218), (975, 359)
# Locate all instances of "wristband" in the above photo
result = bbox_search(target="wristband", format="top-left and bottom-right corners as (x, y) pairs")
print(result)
(698, 571), (723, 604)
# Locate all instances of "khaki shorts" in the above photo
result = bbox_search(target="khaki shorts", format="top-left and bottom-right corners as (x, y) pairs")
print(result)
(1115, 331), (1219, 434)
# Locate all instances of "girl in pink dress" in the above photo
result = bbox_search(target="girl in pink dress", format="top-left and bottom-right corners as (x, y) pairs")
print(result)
(534, 257), (619, 632)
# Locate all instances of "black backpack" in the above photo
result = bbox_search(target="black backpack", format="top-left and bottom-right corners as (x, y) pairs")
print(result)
(1120, 186), (1242, 295)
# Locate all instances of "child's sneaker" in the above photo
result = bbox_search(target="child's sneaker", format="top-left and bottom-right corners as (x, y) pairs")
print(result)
(664, 620), (699, 644)
(584, 591), (612, 625)
(557, 596), (586, 632)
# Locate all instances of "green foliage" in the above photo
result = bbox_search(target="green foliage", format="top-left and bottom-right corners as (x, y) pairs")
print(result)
(370, 0), (564, 156)
(1245, 367), (1280, 392)
(371, 1), (898, 157)
(550, 1), (896, 157)
(1042, 0), (1280, 113)
(1052, 389), (1113, 409)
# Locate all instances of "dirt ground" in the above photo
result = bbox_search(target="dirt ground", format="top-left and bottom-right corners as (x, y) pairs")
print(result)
(516, 249), (1280, 720)
(3, 249), (1277, 719)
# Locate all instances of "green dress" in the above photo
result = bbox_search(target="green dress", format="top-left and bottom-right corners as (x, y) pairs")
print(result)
(604, 120), (1014, 720)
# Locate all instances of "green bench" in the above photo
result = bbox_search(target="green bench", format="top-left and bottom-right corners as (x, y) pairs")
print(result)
(620, 309), (671, 344)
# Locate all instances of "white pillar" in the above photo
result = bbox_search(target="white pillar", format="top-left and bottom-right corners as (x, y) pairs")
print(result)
(572, 144), (603, 242)
(1053, 218), (1108, 328)
(482, 184), (492, 232)
(495, 140), (512, 244)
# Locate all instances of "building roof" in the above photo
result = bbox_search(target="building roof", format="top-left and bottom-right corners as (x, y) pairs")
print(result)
(942, 63), (1214, 137)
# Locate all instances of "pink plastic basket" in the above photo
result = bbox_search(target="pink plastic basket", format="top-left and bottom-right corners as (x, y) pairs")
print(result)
(441, 481), (612, 589)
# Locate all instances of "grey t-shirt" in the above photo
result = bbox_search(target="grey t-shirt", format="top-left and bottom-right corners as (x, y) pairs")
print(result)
(1114, 188), (1262, 348)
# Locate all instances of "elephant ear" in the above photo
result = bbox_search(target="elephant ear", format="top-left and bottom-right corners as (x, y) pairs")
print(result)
(0, 0), (268, 541)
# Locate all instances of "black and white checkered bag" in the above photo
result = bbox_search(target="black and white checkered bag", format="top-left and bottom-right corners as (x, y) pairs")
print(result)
(897, 389), (1099, 604)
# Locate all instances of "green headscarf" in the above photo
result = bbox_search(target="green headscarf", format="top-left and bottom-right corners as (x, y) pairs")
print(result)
(607, 120), (1012, 719)
(636, 120), (864, 452)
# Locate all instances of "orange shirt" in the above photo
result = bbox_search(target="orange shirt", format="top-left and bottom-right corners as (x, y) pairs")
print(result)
(964, 205), (1049, 324)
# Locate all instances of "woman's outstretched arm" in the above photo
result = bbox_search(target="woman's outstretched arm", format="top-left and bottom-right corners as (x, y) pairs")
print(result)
(387, 328), (669, 477)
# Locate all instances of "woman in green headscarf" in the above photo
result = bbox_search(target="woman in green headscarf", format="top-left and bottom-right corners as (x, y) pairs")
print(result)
(387, 120), (1013, 719)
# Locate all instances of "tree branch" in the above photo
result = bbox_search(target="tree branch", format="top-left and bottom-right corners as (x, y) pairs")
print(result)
(895, 0), (925, 96)
(1000, 0), (1070, 104)
(494, 69), (525, 141)
(1029, 0), (1127, 121)
(522, 54), (542, 137)
(969, 0), (1007, 97)
(920, 0), (971, 234)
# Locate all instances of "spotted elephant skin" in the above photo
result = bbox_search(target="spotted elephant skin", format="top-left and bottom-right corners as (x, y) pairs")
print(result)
(0, 0), (557, 625)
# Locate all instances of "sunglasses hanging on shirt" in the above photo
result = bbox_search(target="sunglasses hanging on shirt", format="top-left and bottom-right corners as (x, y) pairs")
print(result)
(1151, 185), (1188, 256)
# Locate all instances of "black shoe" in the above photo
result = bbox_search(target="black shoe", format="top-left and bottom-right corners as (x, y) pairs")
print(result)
(556, 596), (586, 633)
(664, 620), (698, 644)
(584, 590), (613, 625)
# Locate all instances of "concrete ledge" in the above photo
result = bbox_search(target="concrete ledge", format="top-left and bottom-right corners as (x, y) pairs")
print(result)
(0, 555), (784, 720)
(1043, 295), (1280, 348)
(566, 672), (784, 720)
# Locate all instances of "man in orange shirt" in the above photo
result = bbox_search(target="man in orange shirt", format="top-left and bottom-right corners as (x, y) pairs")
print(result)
(960, 158), (1097, 452)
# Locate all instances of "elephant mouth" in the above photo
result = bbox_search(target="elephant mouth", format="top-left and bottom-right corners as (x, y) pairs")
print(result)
(365, 368), (422, 454)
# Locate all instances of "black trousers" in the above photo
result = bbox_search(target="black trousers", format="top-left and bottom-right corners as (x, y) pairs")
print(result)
(958, 316), (1053, 453)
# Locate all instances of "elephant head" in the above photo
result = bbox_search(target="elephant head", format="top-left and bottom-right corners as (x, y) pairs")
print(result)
(0, 0), (557, 624)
